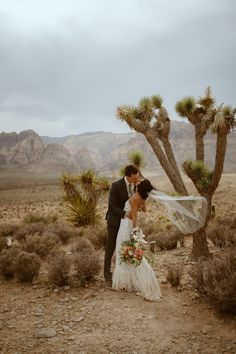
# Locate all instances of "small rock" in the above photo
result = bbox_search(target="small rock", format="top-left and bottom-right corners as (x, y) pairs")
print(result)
(63, 325), (71, 331)
(64, 286), (70, 291)
(36, 328), (57, 338)
(76, 316), (84, 322)
(70, 297), (77, 301)
(68, 336), (75, 341)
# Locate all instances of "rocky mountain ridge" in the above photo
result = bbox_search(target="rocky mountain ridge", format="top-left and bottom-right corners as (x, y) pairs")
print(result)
(0, 123), (235, 174)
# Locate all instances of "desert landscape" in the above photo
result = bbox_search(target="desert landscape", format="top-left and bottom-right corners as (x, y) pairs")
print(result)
(0, 171), (235, 354)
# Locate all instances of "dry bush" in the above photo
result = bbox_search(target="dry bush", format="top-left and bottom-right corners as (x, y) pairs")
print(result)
(215, 215), (236, 229)
(191, 250), (236, 314)
(22, 232), (59, 257)
(140, 218), (159, 236)
(84, 224), (107, 250)
(0, 223), (19, 237)
(207, 225), (235, 248)
(48, 252), (72, 287)
(0, 247), (20, 279)
(73, 250), (100, 285)
(15, 251), (41, 282)
(48, 223), (80, 244)
(166, 263), (182, 287)
(72, 237), (94, 253)
(15, 222), (46, 242)
(0, 237), (9, 253)
(22, 212), (58, 224)
(154, 230), (178, 250)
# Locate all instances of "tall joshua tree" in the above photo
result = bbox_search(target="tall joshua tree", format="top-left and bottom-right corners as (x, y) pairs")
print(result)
(117, 87), (236, 259)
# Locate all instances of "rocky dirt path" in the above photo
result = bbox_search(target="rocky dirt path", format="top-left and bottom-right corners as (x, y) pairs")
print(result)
(0, 273), (235, 354)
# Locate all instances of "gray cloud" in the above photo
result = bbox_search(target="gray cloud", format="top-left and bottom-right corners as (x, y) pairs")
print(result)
(0, 0), (235, 136)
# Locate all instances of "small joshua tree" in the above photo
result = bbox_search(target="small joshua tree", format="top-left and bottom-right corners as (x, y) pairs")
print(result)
(117, 87), (236, 259)
(120, 150), (146, 178)
(60, 169), (110, 227)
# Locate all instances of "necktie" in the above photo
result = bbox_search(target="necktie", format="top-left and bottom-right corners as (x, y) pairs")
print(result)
(128, 183), (132, 197)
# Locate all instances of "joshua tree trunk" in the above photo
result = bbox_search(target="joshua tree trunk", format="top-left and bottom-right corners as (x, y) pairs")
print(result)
(145, 131), (188, 195)
(208, 131), (228, 195)
(195, 124), (205, 161)
(191, 227), (210, 260)
(161, 137), (185, 188)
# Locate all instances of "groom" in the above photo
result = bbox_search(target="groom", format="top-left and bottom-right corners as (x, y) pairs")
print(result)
(104, 164), (140, 286)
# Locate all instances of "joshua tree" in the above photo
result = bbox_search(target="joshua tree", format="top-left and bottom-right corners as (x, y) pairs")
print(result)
(117, 87), (236, 259)
(60, 170), (110, 227)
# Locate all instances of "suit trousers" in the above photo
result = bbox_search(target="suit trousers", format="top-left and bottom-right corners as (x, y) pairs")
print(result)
(104, 224), (120, 280)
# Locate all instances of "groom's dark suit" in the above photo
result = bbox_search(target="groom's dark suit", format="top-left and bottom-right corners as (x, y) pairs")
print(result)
(104, 177), (129, 281)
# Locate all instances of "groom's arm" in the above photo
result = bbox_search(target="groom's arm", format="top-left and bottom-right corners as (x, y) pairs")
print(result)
(108, 183), (126, 219)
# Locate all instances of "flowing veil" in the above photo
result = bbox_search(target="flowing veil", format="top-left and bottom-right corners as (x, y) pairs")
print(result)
(149, 190), (208, 234)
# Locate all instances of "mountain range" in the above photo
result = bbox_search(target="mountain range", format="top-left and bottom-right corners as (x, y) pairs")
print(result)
(0, 121), (235, 175)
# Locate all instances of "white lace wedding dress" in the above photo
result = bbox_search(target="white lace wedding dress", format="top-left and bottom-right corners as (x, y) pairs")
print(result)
(112, 200), (162, 301)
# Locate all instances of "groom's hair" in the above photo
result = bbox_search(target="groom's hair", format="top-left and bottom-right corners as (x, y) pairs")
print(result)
(124, 165), (139, 176)
(137, 179), (153, 199)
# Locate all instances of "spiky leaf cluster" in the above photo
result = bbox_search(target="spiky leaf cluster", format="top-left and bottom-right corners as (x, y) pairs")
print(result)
(151, 95), (163, 109)
(208, 106), (236, 134)
(128, 151), (145, 169)
(60, 173), (79, 201)
(198, 87), (215, 109)
(63, 198), (97, 227)
(182, 159), (212, 192)
(175, 97), (196, 118)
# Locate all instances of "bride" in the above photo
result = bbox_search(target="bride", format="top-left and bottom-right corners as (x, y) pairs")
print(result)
(112, 177), (208, 301)
(112, 179), (162, 301)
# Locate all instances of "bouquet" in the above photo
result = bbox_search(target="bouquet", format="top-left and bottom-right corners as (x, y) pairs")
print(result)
(120, 228), (145, 267)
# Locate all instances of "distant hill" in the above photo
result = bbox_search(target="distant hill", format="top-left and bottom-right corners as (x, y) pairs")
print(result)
(0, 122), (235, 174)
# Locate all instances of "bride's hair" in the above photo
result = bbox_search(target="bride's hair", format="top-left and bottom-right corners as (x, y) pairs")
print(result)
(137, 179), (154, 200)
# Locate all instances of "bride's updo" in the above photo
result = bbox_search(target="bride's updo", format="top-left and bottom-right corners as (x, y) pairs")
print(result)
(137, 179), (154, 200)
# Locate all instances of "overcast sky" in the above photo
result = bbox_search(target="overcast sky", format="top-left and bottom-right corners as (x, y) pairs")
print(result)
(0, 0), (235, 137)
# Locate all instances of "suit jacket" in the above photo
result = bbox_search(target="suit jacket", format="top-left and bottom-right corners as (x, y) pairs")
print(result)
(106, 177), (129, 228)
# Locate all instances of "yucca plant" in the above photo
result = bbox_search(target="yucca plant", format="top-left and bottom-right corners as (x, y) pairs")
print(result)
(60, 170), (110, 227)
(63, 197), (97, 227)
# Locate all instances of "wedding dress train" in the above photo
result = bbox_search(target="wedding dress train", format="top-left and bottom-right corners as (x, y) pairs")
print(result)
(112, 200), (161, 301)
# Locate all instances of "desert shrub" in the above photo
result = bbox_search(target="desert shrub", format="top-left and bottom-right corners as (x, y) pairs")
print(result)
(166, 263), (182, 287)
(191, 250), (236, 314)
(215, 215), (236, 229)
(140, 219), (159, 236)
(22, 212), (58, 224)
(0, 247), (20, 278)
(0, 237), (9, 253)
(48, 223), (80, 244)
(73, 250), (100, 285)
(0, 223), (19, 237)
(72, 237), (94, 253)
(22, 232), (59, 257)
(207, 225), (235, 248)
(15, 251), (41, 282)
(154, 230), (178, 250)
(86, 224), (107, 250)
(15, 222), (46, 242)
(48, 252), (72, 287)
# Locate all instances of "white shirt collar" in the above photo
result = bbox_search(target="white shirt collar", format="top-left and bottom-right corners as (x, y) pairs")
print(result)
(124, 176), (132, 186)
